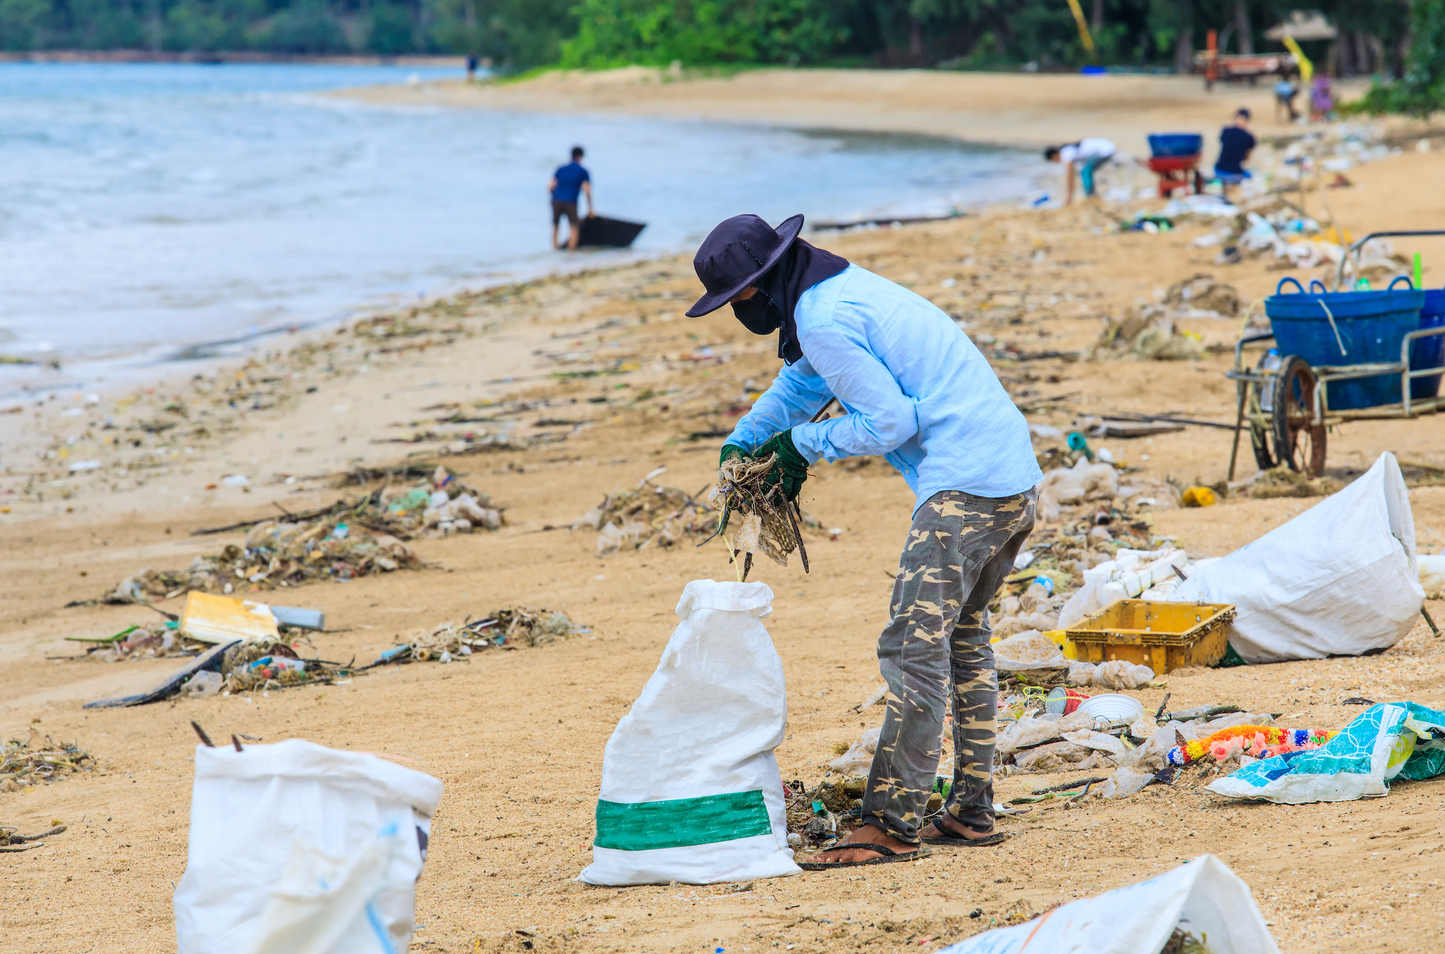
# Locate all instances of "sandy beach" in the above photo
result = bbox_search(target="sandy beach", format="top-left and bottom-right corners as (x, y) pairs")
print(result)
(347, 67), (1374, 153)
(6, 70), (1445, 954)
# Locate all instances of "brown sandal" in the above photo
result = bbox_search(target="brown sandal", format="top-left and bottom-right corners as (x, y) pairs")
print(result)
(799, 842), (933, 870)
(920, 818), (1009, 848)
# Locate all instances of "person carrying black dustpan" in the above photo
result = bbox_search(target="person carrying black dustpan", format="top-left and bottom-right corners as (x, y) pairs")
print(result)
(687, 213), (1043, 869)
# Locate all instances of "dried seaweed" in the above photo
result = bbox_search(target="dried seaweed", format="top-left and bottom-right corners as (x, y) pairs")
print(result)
(0, 729), (95, 792)
(372, 606), (584, 665)
(578, 475), (715, 555)
(709, 454), (809, 580)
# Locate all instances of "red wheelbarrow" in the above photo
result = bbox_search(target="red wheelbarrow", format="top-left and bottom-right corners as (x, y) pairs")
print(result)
(1145, 134), (1206, 198)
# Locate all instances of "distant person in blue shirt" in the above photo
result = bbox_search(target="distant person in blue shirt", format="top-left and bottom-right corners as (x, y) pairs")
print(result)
(686, 213), (1042, 869)
(1215, 109), (1256, 199)
(549, 146), (593, 251)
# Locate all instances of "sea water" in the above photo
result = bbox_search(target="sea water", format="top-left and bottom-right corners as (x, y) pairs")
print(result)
(0, 63), (1042, 385)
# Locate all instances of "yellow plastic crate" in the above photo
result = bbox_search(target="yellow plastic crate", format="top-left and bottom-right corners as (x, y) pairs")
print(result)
(1064, 600), (1236, 674)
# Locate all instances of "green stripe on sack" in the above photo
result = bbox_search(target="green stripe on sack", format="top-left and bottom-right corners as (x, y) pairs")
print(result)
(594, 790), (773, 851)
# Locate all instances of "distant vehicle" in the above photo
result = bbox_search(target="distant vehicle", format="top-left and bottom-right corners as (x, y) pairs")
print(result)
(1194, 51), (1298, 90)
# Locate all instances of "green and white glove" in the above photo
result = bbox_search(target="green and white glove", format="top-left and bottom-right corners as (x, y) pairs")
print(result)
(720, 443), (749, 467)
(755, 430), (809, 503)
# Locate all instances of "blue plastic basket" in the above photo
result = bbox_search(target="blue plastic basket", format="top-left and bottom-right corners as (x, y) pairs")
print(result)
(1411, 288), (1445, 400)
(1265, 277), (1426, 410)
(1147, 133), (1203, 158)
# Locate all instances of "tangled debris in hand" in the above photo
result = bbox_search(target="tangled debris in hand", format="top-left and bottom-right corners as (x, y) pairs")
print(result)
(710, 454), (809, 580)
(371, 607), (585, 666)
(1, 728), (95, 792)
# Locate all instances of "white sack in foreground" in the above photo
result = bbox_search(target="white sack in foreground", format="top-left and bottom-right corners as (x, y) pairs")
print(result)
(1169, 452), (1423, 663)
(580, 579), (800, 886)
(935, 854), (1278, 954)
(174, 739), (443, 954)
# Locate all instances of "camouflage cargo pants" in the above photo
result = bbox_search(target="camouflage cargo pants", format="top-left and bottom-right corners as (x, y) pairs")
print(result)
(861, 488), (1038, 844)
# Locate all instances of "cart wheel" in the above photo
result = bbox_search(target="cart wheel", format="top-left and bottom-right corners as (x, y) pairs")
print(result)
(1248, 352), (1277, 471)
(1271, 355), (1327, 475)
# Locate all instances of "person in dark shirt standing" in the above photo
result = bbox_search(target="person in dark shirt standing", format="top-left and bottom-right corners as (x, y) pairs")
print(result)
(1214, 109), (1256, 199)
(549, 146), (593, 251)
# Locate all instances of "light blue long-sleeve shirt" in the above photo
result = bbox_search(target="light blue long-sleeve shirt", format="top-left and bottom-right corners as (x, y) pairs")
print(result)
(725, 264), (1042, 513)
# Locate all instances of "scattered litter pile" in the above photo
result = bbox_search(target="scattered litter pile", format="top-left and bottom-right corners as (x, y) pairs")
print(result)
(83, 593), (347, 706)
(575, 469), (716, 556)
(1, 728), (95, 792)
(1162, 273), (1240, 317)
(371, 465), (504, 538)
(1091, 303), (1205, 361)
(371, 607), (583, 666)
(67, 620), (199, 661)
(107, 520), (423, 603)
(711, 453), (810, 580)
(1246, 464), (1342, 499)
(217, 638), (353, 693)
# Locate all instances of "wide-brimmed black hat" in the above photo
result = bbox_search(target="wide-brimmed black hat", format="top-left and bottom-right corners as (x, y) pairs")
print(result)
(685, 213), (804, 317)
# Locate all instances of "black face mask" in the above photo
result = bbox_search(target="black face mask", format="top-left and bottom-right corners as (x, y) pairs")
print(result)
(730, 292), (780, 335)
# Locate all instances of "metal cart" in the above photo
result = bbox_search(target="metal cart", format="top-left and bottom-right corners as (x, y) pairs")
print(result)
(1225, 230), (1445, 479)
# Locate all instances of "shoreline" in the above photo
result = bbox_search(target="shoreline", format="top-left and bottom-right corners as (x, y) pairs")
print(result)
(0, 51), (466, 67)
(8, 72), (1445, 954)
(339, 67), (1374, 154)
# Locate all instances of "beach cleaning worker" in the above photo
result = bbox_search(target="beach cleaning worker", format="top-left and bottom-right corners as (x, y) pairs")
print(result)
(549, 146), (593, 251)
(1044, 138), (1116, 205)
(686, 213), (1042, 868)
(1215, 108), (1256, 198)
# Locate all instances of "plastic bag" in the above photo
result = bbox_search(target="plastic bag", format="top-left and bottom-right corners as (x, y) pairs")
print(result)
(829, 727), (881, 776)
(1058, 548), (1186, 628)
(990, 611), (1059, 638)
(1169, 453), (1423, 662)
(1013, 741), (1093, 773)
(997, 710), (1093, 756)
(1094, 660), (1155, 690)
(1061, 729), (1128, 760)
(1037, 458), (1119, 523)
(174, 740), (442, 954)
(1099, 766), (1154, 799)
(1065, 659), (1154, 689)
(935, 854), (1280, 954)
(992, 630), (1067, 671)
(579, 580), (800, 886)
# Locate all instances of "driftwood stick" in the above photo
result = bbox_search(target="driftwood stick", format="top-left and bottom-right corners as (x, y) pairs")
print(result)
(191, 721), (216, 747)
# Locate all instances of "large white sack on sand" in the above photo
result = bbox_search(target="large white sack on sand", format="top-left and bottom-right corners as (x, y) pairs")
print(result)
(579, 580), (800, 886)
(1169, 452), (1423, 663)
(935, 854), (1279, 954)
(174, 740), (442, 954)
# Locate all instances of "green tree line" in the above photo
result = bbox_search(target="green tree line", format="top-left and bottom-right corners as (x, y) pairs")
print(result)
(0, 0), (1432, 91)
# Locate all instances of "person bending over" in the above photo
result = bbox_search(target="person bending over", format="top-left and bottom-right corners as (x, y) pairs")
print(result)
(686, 213), (1042, 869)
(1045, 138), (1116, 205)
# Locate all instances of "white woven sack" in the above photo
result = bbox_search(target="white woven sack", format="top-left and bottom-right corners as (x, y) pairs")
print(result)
(579, 580), (801, 886)
(936, 854), (1278, 954)
(1170, 452), (1423, 663)
(174, 739), (443, 954)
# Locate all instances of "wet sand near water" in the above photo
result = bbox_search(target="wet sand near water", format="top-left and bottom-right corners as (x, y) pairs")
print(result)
(5, 122), (1445, 953)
